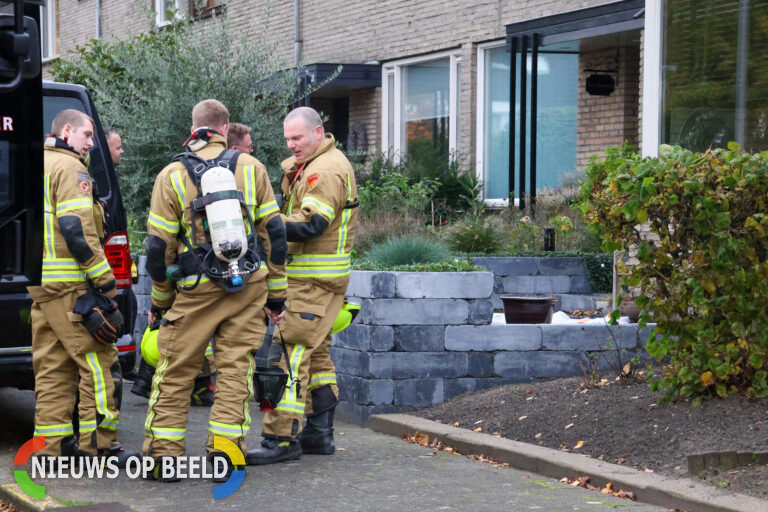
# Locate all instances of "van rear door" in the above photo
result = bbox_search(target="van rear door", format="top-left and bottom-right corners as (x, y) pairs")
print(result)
(0, 6), (43, 354)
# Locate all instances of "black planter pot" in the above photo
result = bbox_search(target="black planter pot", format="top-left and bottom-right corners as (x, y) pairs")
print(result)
(501, 296), (556, 324)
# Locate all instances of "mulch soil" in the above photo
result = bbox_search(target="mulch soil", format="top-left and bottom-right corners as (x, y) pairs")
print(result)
(413, 374), (768, 500)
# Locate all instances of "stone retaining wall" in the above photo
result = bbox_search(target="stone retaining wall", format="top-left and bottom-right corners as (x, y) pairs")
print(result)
(471, 256), (600, 312)
(336, 270), (652, 425)
(131, 259), (651, 426)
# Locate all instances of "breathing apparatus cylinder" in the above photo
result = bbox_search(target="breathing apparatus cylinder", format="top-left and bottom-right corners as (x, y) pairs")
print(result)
(200, 166), (248, 286)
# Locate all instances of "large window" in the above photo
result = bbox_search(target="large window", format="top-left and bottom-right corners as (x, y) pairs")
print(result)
(382, 51), (461, 162)
(477, 42), (578, 203)
(40, 0), (57, 61)
(662, 0), (768, 152)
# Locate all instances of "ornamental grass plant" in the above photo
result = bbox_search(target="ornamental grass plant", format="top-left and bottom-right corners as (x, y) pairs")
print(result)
(365, 235), (453, 267)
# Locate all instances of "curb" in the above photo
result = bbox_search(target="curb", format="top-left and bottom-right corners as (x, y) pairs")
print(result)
(369, 414), (766, 512)
(0, 483), (61, 511)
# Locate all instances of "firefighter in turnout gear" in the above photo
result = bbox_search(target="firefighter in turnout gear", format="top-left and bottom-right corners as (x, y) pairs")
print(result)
(142, 99), (287, 481)
(246, 106), (358, 465)
(30, 109), (136, 465)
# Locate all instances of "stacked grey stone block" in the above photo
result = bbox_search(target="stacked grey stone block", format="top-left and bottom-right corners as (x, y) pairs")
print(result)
(132, 255), (151, 348)
(333, 269), (653, 425)
(132, 261), (653, 426)
(472, 256), (599, 311)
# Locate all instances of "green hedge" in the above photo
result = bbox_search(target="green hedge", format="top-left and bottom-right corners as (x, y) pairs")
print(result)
(579, 143), (768, 399)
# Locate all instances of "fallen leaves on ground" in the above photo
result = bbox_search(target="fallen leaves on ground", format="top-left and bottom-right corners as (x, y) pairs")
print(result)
(402, 431), (509, 468)
(573, 440), (584, 449)
(467, 453), (510, 468)
(0, 500), (19, 512)
(560, 476), (636, 501)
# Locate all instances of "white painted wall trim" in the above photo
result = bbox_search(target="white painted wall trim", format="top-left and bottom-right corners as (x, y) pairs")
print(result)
(476, 40), (511, 207)
(641, 0), (663, 157)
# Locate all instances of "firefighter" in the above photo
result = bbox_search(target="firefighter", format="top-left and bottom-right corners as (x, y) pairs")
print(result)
(143, 99), (287, 481)
(246, 106), (358, 465)
(30, 109), (136, 466)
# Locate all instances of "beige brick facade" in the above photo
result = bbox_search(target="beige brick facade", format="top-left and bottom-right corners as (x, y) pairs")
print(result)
(576, 45), (640, 168)
(47, 0), (644, 187)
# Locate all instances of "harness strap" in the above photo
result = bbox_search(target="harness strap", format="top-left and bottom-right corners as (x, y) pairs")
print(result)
(190, 190), (244, 212)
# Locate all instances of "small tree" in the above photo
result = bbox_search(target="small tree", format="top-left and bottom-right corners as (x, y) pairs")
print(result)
(578, 142), (768, 400)
(52, 8), (313, 245)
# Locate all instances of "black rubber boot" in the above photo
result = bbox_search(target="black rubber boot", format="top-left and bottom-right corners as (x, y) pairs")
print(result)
(147, 456), (182, 482)
(298, 407), (335, 455)
(77, 444), (139, 469)
(130, 359), (155, 399)
(245, 437), (302, 466)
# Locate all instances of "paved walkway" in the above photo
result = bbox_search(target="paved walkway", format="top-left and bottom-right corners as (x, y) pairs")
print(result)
(0, 388), (663, 511)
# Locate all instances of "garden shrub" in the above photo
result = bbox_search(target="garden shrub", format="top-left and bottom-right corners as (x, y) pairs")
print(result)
(355, 149), (476, 221)
(357, 171), (437, 219)
(503, 189), (602, 254)
(442, 214), (508, 254)
(365, 235), (452, 267)
(579, 142), (768, 399)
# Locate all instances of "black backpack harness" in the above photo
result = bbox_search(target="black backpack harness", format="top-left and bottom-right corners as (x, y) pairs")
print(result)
(170, 148), (261, 293)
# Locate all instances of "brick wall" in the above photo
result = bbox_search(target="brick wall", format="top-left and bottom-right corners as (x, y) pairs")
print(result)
(348, 87), (380, 154)
(48, 0), (639, 173)
(576, 45), (640, 168)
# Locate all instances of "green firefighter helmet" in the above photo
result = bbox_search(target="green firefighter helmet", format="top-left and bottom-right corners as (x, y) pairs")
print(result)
(331, 300), (361, 334)
(140, 324), (161, 368)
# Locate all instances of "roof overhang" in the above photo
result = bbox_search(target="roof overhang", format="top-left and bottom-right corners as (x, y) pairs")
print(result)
(505, 0), (645, 48)
(303, 63), (381, 98)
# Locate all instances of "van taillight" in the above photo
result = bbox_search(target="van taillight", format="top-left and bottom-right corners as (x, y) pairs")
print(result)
(105, 232), (132, 289)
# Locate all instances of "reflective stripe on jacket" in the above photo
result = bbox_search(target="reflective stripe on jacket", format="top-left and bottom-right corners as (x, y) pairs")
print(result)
(34, 139), (115, 300)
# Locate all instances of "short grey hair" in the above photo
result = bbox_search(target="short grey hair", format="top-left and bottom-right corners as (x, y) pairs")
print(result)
(284, 106), (323, 130)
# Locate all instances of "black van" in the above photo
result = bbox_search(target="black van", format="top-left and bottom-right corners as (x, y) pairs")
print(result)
(0, 4), (137, 393)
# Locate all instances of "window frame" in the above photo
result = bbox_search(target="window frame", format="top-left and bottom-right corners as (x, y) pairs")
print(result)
(642, 0), (662, 157)
(476, 40), (512, 208)
(154, 0), (188, 27)
(39, 0), (57, 62)
(381, 50), (462, 162)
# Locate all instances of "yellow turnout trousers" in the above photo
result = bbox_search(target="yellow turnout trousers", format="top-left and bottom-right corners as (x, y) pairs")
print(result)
(30, 288), (120, 456)
(262, 279), (344, 438)
(143, 278), (268, 457)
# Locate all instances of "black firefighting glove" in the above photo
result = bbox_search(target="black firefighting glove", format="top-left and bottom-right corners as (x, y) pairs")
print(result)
(149, 304), (167, 326)
(265, 297), (286, 315)
(74, 289), (124, 345)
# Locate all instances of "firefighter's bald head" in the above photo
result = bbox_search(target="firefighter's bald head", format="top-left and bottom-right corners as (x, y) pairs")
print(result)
(283, 107), (324, 162)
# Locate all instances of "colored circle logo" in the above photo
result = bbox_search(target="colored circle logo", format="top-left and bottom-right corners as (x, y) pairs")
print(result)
(212, 436), (245, 499)
(14, 436), (45, 499)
